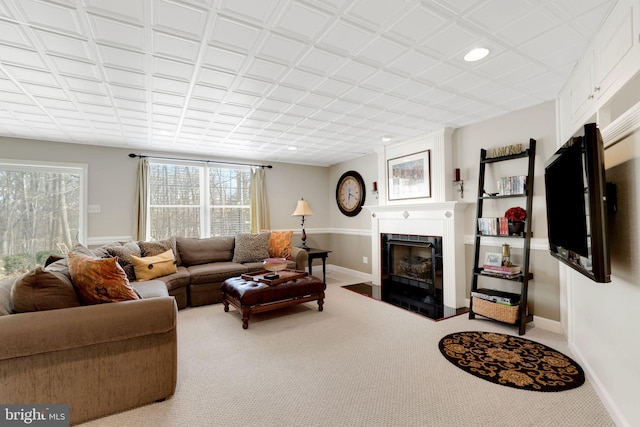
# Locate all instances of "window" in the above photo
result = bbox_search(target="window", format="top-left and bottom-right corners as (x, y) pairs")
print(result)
(148, 161), (251, 240)
(0, 160), (86, 279)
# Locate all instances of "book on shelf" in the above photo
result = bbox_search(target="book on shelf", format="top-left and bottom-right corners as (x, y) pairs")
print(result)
(477, 217), (498, 235)
(482, 264), (521, 274)
(471, 288), (521, 305)
(497, 175), (527, 196)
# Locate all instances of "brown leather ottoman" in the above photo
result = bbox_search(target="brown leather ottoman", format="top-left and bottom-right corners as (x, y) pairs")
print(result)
(221, 275), (326, 329)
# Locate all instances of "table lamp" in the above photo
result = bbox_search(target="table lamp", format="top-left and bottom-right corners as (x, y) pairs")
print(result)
(292, 198), (313, 250)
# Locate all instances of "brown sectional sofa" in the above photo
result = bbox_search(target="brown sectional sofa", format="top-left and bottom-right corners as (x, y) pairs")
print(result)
(0, 279), (177, 425)
(0, 233), (308, 425)
(151, 235), (308, 308)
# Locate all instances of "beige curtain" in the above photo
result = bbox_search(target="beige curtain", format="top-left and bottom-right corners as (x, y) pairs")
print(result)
(250, 167), (270, 233)
(133, 158), (149, 241)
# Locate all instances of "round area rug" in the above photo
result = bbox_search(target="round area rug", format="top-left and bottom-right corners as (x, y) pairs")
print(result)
(438, 331), (585, 392)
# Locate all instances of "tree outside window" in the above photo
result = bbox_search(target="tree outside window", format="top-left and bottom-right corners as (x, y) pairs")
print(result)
(148, 162), (250, 240)
(0, 161), (85, 279)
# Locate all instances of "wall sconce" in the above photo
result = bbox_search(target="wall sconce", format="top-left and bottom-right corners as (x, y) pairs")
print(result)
(372, 181), (378, 199)
(291, 198), (313, 250)
(452, 168), (464, 198)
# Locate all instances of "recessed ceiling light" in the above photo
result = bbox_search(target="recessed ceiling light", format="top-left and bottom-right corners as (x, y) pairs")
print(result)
(381, 135), (392, 142)
(287, 146), (297, 151)
(464, 47), (489, 62)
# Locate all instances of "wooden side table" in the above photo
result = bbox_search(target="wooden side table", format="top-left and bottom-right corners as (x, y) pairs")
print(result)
(304, 248), (331, 283)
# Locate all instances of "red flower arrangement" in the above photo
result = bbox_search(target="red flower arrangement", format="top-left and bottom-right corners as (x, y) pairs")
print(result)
(505, 206), (526, 222)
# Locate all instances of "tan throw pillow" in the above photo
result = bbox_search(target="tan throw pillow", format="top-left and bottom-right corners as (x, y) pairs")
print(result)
(232, 232), (271, 263)
(267, 230), (293, 260)
(68, 251), (139, 304)
(130, 249), (177, 281)
(10, 267), (81, 312)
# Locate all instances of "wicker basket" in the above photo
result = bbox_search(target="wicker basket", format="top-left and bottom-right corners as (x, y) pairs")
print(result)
(472, 297), (519, 324)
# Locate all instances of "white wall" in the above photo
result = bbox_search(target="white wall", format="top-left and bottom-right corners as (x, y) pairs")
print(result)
(568, 128), (640, 426)
(0, 138), (330, 244)
(452, 101), (562, 322)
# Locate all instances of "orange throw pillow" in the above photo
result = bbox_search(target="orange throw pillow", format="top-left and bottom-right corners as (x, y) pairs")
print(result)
(268, 230), (293, 260)
(68, 251), (139, 304)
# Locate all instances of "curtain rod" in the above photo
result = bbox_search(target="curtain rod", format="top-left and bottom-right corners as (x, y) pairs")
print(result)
(128, 153), (272, 169)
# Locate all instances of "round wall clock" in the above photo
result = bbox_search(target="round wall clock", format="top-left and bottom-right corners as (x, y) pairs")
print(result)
(336, 170), (366, 217)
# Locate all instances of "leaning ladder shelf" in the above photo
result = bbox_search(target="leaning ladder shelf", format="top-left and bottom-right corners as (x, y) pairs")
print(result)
(468, 139), (536, 335)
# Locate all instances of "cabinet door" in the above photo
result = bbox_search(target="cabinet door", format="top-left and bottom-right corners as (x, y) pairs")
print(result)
(594, 0), (640, 100)
(568, 52), (596, 123)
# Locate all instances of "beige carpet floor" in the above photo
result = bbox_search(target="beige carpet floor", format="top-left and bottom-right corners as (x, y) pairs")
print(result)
(83, 270), (614, 427)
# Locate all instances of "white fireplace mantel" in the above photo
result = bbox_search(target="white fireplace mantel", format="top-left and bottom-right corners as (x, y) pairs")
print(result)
(366, 202), (468, 309)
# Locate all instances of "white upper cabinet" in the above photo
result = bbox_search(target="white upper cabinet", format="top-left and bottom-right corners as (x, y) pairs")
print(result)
(558, 0), (640, 141)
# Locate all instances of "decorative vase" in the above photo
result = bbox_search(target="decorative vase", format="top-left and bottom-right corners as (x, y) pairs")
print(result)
(508, 221), (524, 236)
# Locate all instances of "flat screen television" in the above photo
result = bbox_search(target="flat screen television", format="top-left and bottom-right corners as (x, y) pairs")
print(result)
(544, 123), (611, 283)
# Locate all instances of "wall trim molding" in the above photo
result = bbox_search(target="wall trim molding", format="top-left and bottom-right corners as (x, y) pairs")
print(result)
(601, 99), (640, 148)
(87, 236), (133, 246)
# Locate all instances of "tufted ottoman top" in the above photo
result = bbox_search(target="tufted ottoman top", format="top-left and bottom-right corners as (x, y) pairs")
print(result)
(221, 275), (326, 307)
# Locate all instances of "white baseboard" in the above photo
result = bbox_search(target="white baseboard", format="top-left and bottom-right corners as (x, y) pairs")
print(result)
(569, 342), (629, 427)
(325, 264), (372, 282)
(87, 236), (133, 246)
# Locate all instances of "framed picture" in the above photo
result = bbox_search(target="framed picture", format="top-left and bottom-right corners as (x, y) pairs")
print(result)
(387, 150), (431, 200)
(483, 252), (503, 267)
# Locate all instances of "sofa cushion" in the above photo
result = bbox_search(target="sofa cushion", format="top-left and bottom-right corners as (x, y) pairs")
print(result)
(131, 280), (170, 299)
(232, 232), (270, 263)
(152, 266), (190, 294)
(10, 267), (81, 312)
(138, 238), (181, 266)
(131, 249), (177, 281)
(176, 236), (235, 266)
(0, 277), (15, 315)
(267, 230), (293, 259)
(104, 241), (141, 281)
(68, 251), (139, 304)
(187, 262), (248, 285)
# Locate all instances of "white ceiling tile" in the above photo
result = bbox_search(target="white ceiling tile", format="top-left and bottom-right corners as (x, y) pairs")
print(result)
(280, 68), (323, 90)
(153, 31), (201, 62)
(97, 45), (145, 72)
(0, 20), (34, 48)
(113, 97), (147, 111)
(103, 67), (145, 88)
(49, 56), (101, 79)
(318, 19), (374, 55)
(388, 5), (448, 43)
(83, 0), (146, 25)
(226, 91), (260, 106)
(347, 0), (410, 28)
(219, 0), (279, 24)
(256, 32), (307, 64)
(196, 67), (236, 88)
(362, 70), (406, 91)
(74, 91), (110, 105)
(34, 97), (75, 110)
(422, 24), (480, 59)
(191, 84), (227, 100)
(342, 86), (378, 104)
(244, 58), (287, 81)
(35, 30), (93, 61)
(357, 37), (408, 66)
(388, 51), (439, 77)
(152, 91), (185, 106)
(153, 0), (208, 40)
(298, 47), (347, 75)
(88, 14), (145, 51)
(4, 65), (58, 86)
(332, 59), (378, 83)
(21, 82), (66, 98)
(466, 0), (532, 32)
(268, 84), (305, 102)
(518, 25), (585, 61)
(153, 56), (195, 81)
(496, 9), (560, 47)
(202, 45), (247, 72)
(0, 44), (45, 69)
(153, 75), (190, 94)
(16, 0), (83, 36)
(274, 1), (333, 40)
(313, 78), (351, 98)
(418, 62), (464, 85)
(208, 15), (262, 52)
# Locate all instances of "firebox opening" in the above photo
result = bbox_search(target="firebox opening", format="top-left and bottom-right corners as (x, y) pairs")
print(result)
(381, 233), (447, 319)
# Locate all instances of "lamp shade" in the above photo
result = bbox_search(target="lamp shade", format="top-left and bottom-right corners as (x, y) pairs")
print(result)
(292, 199), (313, 216)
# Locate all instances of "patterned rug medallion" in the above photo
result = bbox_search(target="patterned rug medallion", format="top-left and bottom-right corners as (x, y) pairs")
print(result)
(438, 331), (585, 392)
